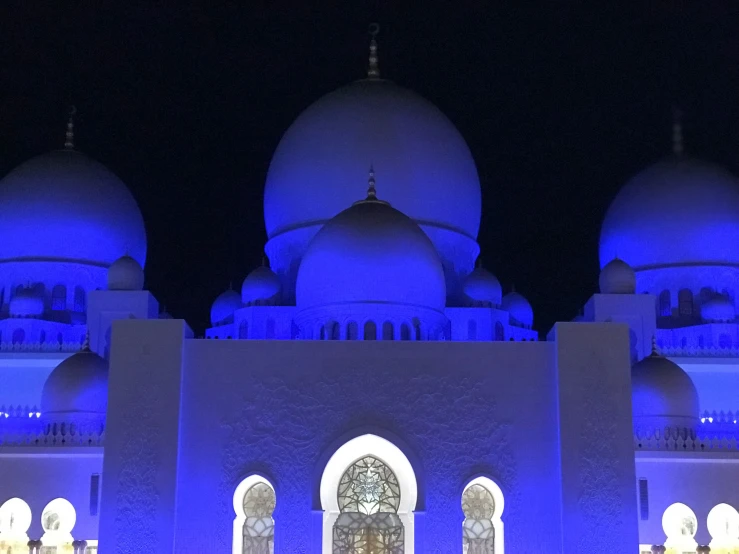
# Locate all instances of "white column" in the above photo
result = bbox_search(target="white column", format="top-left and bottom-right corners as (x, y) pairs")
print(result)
(552, 322), (639, 554)
(98, 319), (192, 553)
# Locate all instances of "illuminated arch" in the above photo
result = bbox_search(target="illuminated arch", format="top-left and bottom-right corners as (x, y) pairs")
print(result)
(40, 498), (76, 547)
(232, 475), (276, 554)
(320, 434), (417, 553)
(462, 476), (505, 554)
(707, 503), (739, 550)
(0, 497), (32, 548)
(662, 502), (697, 551)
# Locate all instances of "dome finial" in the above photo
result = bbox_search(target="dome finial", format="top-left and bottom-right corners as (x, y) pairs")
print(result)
(368, 23), (380, 79)
(64, 105), (76, 150)
(81, 329), (91, 352)
(650, 334), (660, 357)
(672, 106), (684, 156)
(367, 164), (377, 199)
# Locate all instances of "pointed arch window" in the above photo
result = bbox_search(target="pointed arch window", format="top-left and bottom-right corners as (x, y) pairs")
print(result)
(662, 502), (698, 552)
(52, 285), (67, 311)
(332, 456), (404, 553)
(462, 477), (505, 553)
(678, 289), (693, 317)
(382, 322), (394, 341)
(347, 321), (359, 340)
(400, 323), (411, 341)
(494, 321), (504, 341)
(364, 321), (377, 340)
(40, 498), (76, 548)
(233, 477), (276, 554)
(659, 290), (671, 317)
(0, 497), (32, 549)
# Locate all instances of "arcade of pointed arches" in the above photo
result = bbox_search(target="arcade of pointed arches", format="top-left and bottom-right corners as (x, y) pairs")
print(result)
(231, 435), (507, 553)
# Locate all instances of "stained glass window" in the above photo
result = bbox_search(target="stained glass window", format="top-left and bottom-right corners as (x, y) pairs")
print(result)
(242, 482), (275, 554)
(462, 484), (496, 554)
(333, 456), (404, 553)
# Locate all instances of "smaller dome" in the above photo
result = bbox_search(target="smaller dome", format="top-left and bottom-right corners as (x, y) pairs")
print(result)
(41, 345), (108, 418)
(701, 294), (735, 323)
(107, 255), (144, 291)
(242, 266), (281, 305)
(599, 258), (636, 294)
(9, 287), (44, 318)
(632, 350), (699, 435)
(296, 193), (446, 312)
(501, 291), (534, 328)
(210, 289), (242, 326)
(463, 266), (502, 306)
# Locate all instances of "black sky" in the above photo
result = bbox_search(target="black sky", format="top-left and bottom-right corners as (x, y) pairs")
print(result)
(1, 3), (738, 335)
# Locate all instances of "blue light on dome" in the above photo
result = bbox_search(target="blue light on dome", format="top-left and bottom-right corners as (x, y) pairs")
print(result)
(296, 199), (446, 312)
(600, 158), (739, 271)
(0, 150), (147, 267)
(264, 80), (481, 242)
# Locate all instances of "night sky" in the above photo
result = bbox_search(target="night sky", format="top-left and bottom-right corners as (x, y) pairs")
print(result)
(1, 3), (738, 335)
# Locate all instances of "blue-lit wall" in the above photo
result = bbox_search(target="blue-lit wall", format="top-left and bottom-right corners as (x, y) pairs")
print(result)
(174, 339), (562, 552)
(98, 319), (639, 553)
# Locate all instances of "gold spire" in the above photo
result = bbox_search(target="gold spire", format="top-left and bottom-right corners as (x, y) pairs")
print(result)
(672, 106), (683, 156)
(81, 329), (91, 352)
(354, 165), (389, 206)
(64, 105), (76, 150)
(368, 23), (380, 79)
(367, 164), (377, 199)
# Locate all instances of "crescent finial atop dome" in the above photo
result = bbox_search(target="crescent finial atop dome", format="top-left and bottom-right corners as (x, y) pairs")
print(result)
(64, 105), (76, 150)
(368, 23), (380, 79)
(672, 106), (683, 156)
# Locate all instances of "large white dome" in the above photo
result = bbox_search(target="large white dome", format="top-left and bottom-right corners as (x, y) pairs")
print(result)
(600, 157), (739, 271)
(296, 196), (446, 312)
(0, 150), (147, 267)
(264, 79), (481, 240)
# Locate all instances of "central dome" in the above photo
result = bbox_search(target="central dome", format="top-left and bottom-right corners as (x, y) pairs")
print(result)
(296, 195), (446, 312)
(600, 157), (739, 271)
(0, 150), (147, 267)
(264, 79), (481, 240)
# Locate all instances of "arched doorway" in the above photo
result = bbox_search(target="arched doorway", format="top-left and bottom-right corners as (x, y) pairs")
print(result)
(320, 434), (417, 553)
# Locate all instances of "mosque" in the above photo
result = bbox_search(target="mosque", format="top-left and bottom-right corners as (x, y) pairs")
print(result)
(1, 31), (739, 554)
